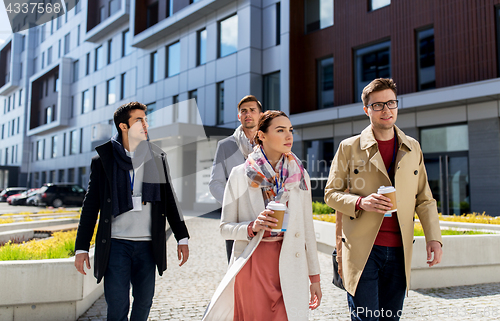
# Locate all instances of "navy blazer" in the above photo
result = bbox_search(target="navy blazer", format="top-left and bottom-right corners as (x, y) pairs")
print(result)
(75, 140), (190, 283)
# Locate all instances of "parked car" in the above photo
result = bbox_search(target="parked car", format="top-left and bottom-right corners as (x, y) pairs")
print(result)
(10, 188), (41, 206)
(7, 193), (22, 205)
(0, 187), (27, 202)
(35, 183), (86, 207)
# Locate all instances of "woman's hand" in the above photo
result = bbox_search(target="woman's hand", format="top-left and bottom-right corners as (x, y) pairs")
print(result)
(309, 282), (322, 310)
(251, 209), (278, 233)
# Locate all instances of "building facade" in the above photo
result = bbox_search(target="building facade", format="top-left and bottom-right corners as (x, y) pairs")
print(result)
(0, 0), (499, 215)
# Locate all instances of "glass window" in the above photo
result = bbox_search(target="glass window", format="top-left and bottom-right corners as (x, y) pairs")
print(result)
(188, 90), (198, 123)
(36, 140), (43, 160)
(417, 27), (435, 91)
(276, 2), (281, 45)
(58, 39), (61, 58)
(82, 89), (90, 114)
(304, 0), (333, 33)
(219, 15), (238, 58)
(318, 57), (333, 109)
(42, 52), (45, 69)
(167, 0), (174, 17)
(64, 33), (70, 54)
(303, 138), (334, 200)
(167, 42), (180, 77)
(107, 39), (113, 64)
(107, 78), (116, 105)
(370, 0), (390, 11)
(147, 2), (159, 28)
(150, 51), (158, 83)
(75, 0), (81, 13)
(41, 24), (46, 42)
(303, 139), (334, 177)
(109, 0), (119, 16)
(79, 128), (83, 153)
(68, 168), (75, 182)
(263, 71), (280, 111)
(95, 45), (104, 71)
(17, 117), (19, 133)
(497, 6), (500, 76)
(86, 52), (90, 75)
(19, 90), (22, 106)
(172, 95), (179, 122)
(73, 60), (79, 82)
(63, 133), (66, 156)
(70, 129), (78, 155)
(146, 102), (156, 128)
(93, 86), (97, 110)
(421, 124), (469, 153)
(122, 29), (131, 57)
(354, 40), (390, 102)
(120, 72), (127, 100)
(99, 6), (105, 24)
(216, 82), (224, 124)
(51, 135), (57, 158)
(77, 24), (80, 46)
(47, 46), (52, 65)
(54, 73), (60, 92)
(45, 106), (54, 124)
(197, 29), (207, 66)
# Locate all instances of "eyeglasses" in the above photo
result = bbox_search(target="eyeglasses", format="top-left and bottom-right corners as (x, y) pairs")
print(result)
(366, 100), (399, 111)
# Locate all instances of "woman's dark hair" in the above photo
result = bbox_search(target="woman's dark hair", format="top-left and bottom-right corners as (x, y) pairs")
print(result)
(254, 110), (289, 145)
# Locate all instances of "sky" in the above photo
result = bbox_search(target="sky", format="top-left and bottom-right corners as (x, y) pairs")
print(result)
(0, 3), (13, 45)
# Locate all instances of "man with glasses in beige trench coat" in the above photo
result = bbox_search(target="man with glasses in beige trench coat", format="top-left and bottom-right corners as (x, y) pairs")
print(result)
(325, 78), (443, 321)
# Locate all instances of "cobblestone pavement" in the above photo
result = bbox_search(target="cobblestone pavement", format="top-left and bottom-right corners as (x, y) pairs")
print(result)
(78, 215), (500, 321)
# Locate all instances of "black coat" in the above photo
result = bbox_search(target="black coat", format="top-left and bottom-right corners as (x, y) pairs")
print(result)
(75, 140), (190, 283)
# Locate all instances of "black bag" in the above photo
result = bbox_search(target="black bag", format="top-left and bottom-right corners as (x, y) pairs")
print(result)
(332, 248), (345, 290)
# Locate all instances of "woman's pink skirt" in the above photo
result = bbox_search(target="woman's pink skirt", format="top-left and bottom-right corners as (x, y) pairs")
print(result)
(233, 240), (287, 321)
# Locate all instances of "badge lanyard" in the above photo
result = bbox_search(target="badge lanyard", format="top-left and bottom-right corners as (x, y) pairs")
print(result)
(129, 170), (135, 195)
(261, 147), (284, 198)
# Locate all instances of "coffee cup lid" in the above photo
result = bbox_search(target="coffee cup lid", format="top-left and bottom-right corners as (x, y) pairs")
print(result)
(266, 201), (287, 211)
(377, 186), (396, 194)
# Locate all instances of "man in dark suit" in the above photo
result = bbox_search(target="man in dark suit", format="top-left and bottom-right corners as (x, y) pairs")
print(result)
(75, 102), (190, 321)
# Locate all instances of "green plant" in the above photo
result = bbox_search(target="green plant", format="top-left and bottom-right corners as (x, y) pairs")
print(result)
(312, 202), (334, 215)
(0, 227), (96, 260)
(313, 215), (493, 236)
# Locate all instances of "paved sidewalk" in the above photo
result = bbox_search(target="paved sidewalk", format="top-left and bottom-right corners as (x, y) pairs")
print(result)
(78, 215), (500, 321)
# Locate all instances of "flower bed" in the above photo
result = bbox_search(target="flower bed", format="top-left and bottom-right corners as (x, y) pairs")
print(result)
(0, 228), (97, 261)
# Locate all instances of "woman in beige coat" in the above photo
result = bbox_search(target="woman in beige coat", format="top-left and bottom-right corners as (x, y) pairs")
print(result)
(203, 111), (322, 321)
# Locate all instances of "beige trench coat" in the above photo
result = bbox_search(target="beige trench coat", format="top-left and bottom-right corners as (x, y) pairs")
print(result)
(202, 164), (321, 321)
(324, 125), (442, 296)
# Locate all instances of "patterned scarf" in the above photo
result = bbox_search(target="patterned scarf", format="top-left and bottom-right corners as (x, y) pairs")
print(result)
(245, 146), (307, 206)
(232, 125), (255, 159)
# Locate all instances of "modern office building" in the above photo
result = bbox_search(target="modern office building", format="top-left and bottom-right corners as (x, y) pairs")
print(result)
(0, 0), (499, 215)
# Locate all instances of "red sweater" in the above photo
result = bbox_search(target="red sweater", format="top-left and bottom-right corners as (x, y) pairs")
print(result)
(373, 137), (403, 247)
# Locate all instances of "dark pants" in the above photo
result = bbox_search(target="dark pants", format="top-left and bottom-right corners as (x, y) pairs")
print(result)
(348, 245), (406, 321)
(104, 239), (156, 321)
(226, 240), (234, 264)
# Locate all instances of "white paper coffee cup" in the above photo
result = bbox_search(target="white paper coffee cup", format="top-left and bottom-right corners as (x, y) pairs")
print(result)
(266, 201), (287, 232)
(377, 186), (397, 217)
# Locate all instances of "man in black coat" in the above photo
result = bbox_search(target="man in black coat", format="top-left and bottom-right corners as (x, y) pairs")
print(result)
(75, 102), (190, 321)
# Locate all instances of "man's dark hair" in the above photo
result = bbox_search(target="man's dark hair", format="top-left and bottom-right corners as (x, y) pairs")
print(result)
(113, 102), (147, 135)
(237, 95), (263, 112)
(361, 78), (397, 106)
